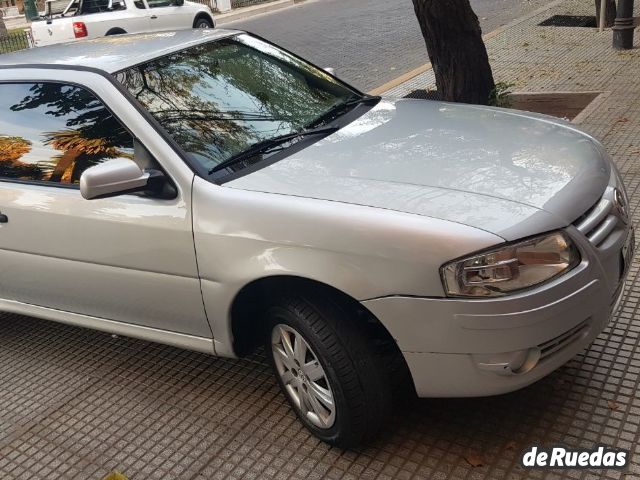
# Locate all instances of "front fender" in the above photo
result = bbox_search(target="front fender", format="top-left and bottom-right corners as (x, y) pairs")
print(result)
(192, 177), (503, 356)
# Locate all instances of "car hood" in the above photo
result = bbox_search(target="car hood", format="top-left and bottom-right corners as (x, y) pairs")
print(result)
(227, 99), (610, 240)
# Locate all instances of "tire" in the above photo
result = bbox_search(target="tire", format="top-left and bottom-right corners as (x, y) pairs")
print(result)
(265, 291), (393, 448)
(105, 28), (126, 36)
(194, 17), (213, 29)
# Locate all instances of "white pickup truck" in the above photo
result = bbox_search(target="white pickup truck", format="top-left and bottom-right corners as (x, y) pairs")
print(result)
(30, 0), (215, 47)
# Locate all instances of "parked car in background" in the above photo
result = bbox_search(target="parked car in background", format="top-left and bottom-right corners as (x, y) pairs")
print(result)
(30, 0), (214, 47)
(0, 30), (633, 448)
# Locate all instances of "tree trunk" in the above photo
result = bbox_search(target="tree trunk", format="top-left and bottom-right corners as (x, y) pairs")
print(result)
(595, 0), (617, 28)
(49, 149), (80, 183)
(412, 0), (495, 105)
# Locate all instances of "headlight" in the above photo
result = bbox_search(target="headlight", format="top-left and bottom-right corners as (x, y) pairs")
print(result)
(441, 232), (580, 298)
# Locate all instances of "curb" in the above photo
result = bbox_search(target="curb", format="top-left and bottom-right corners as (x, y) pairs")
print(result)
(215, 0), (295, 24)
(369, 0), (569, 95)
(572, 90), (611, 124)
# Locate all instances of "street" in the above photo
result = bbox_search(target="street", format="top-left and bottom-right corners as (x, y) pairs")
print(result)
(224, 0), (550, 91)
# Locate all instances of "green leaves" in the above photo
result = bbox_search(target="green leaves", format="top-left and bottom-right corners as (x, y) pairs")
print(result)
(488, 82), (515, 108)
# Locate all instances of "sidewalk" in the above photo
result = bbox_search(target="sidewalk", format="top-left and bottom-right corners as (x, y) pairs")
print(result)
(381, 0), (640, 162)
(1, 1), (640, 479)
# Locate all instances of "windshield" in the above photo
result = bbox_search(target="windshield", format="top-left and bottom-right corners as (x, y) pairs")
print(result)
(114, 34), (358, 176)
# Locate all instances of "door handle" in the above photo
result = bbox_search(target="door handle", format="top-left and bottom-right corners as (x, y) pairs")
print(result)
(150, 14), (157, 19)
(0, 212), (7, 223)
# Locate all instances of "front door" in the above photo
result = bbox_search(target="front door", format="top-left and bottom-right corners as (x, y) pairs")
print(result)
(0, 81), (210, 338)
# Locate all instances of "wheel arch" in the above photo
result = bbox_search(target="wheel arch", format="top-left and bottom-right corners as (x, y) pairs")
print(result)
(105, 27), (127, 35)
(193, 12), (215, 28)
(229, 275), (401, 360)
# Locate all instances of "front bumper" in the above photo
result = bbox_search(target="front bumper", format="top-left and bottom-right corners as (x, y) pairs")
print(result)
(363, 224), (633, 397)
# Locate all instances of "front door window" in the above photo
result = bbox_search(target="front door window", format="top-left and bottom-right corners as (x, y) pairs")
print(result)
(0, 82), (134, 185)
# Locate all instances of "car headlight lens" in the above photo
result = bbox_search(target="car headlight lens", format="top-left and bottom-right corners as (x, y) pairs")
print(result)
(441, 232), (580, 297)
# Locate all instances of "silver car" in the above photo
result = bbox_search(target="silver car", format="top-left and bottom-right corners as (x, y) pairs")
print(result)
(0, 30), (633, 447)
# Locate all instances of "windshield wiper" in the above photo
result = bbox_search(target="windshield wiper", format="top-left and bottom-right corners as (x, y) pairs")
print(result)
(208, 125), (339, 175)
(307, 94), (380, 129)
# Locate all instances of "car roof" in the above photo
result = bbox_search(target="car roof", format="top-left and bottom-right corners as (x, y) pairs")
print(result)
(0, 29), (242, 73)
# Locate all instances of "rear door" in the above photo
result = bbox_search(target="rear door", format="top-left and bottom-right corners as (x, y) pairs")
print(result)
(0, 71), (211, 340)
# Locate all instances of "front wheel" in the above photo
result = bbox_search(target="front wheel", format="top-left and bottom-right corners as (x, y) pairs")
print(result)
(265, 293), (393, 448)
(194, 18), (213, 29)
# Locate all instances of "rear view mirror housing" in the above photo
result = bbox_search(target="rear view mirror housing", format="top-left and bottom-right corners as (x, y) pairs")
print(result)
(80, 158), (174, 200)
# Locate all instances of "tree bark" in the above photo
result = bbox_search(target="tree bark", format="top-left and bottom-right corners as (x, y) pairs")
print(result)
(595, 0), (617, 28)
(49, 149), (80, 183)
(412, 0), (495, 105)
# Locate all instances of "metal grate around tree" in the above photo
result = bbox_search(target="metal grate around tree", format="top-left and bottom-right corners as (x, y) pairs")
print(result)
(0, 29), (32, 55)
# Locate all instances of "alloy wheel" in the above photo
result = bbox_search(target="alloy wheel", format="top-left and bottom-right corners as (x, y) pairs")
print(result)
(271, 324), (336, 429)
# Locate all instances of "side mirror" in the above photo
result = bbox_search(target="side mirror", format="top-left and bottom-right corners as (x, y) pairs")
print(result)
(324, 67), (336, 76)
(174, 0), (184, 6)
(80, 158), (169, 200)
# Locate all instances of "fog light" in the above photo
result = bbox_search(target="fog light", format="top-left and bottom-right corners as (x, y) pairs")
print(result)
(509, 348), (541, 374)
(476, 348), (541, 376)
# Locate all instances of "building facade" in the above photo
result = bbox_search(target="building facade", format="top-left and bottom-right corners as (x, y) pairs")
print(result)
(1, 0), (24, 14)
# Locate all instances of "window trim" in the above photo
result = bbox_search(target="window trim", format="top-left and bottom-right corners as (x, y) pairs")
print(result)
(0, 177), (81, 190)
(0, 79), (138, 190)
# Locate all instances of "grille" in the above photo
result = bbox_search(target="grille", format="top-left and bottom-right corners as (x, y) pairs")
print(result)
(574, 196), (620, 247)
(538, 320), (589, 362)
